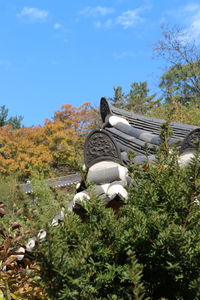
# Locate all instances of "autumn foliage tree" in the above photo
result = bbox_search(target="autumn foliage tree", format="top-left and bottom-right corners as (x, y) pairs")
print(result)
(44, 102), (98, 172)
(0, 102), (97, 179)
(0, 125), (52, 179)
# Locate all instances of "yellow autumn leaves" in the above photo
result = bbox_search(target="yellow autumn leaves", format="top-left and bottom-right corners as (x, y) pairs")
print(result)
(0, 103), (97, 179)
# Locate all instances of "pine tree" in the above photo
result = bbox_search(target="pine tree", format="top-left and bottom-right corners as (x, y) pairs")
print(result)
(110, 82), (160, 114)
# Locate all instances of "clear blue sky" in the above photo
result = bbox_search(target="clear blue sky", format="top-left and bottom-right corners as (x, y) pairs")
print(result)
(0, 0), (199, 126)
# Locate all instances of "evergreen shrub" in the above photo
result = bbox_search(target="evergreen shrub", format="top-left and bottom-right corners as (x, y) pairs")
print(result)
(36, 139), (200, 299)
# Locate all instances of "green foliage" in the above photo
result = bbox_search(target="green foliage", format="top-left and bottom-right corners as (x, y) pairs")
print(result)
(0, 176), (29, 234)
(148, 101), (200, 126)
(0, 105), (23, 129)
(159, 63), (200, 105)
(0, 173), (67, 238)
(153, 25), (200, 106)
(36, 198), (148, 300)
(110, 86), (126, 109)
(110, 82), (160, 114)
(27, 175), (73, 234)
(126, 82), (160, 114)
(0, 174), (73, 299)
(0, 175), (48, 299)
(35, 137), (200, 299)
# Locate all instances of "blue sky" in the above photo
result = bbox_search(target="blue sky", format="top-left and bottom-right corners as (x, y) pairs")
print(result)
(0, 0), (200, 126)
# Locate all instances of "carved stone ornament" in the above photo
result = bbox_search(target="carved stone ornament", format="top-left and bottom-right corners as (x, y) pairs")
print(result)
(180, 128), (200, 153)
(100, 97), (112, 123)
(84, 129), (122, 168)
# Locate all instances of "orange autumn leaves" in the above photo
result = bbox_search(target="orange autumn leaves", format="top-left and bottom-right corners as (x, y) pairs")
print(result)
(0, 125), (52, 176)
(0, 102), (97, 179)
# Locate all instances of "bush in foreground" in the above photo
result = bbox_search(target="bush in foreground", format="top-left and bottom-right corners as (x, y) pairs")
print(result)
(0, 174), (72, 299)
(36, 147), (200, 299)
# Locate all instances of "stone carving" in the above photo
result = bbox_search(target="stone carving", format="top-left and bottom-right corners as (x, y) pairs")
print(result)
(84, 129), (121, 168)
(180, 128), (200, 153)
